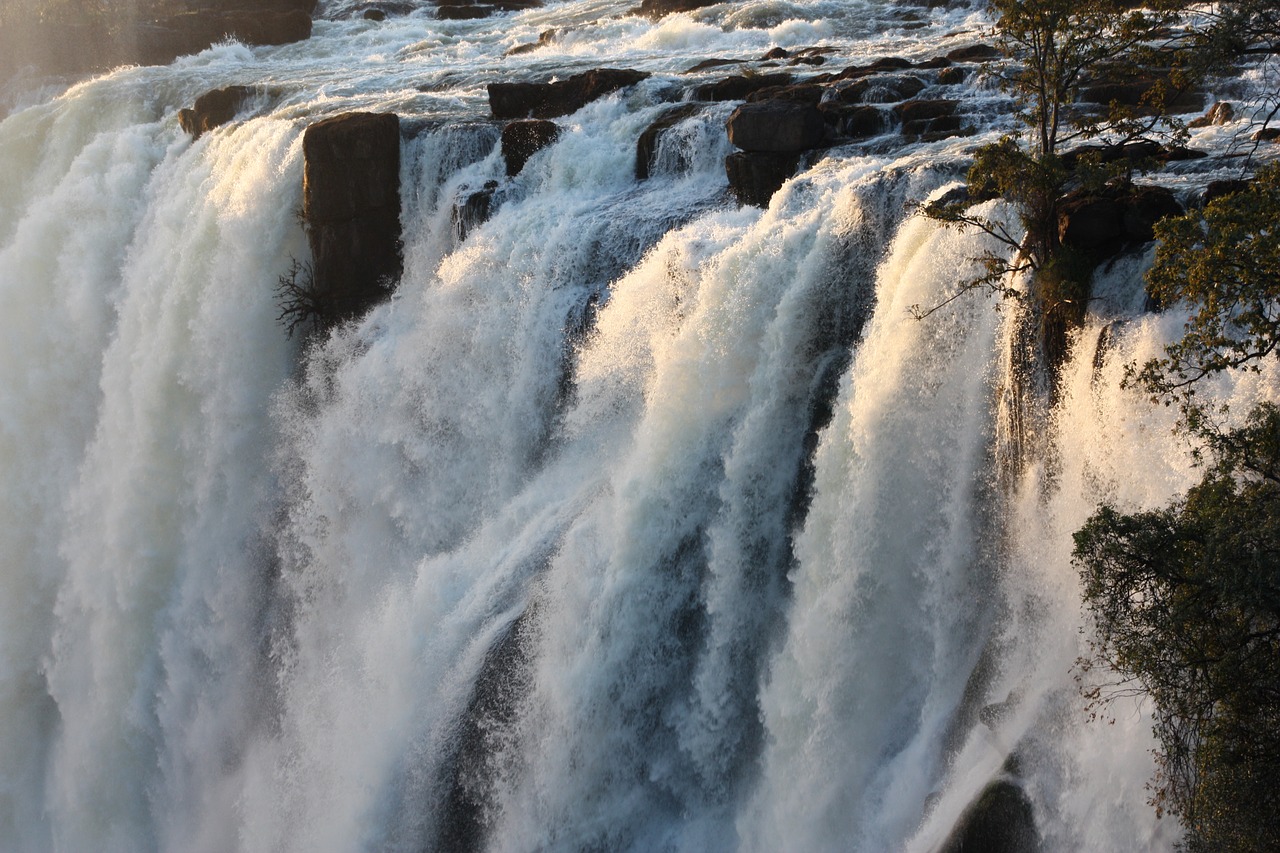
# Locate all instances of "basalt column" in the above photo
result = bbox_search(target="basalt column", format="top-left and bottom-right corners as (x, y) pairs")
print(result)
(302, 112), (403, 329)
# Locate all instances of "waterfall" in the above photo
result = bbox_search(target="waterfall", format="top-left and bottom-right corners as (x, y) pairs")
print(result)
(0, 1), (1266, 850)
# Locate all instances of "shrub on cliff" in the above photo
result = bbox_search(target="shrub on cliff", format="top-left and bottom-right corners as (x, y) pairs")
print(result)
(1075, 164), (1280, 851)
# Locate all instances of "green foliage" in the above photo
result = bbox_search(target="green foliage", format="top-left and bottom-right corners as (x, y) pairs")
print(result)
(1078, 163), (1280, 849)
(1133, 163), (1280, 403)
(1074, 406), (1280, 851)
(990, 0), (1179, 157)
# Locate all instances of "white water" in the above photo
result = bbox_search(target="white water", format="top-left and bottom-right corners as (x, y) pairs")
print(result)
(1, 0), (1274, 850)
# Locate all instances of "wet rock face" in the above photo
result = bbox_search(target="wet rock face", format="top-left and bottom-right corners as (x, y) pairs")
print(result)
(302, 112), (403, 329)
(488, 69), (650, 119)
(1057, 182), (1183, 254)
(941, 780), (1041, 853)
(178, 86), (253, 138)
(631, 0), (722, 19)
(501, 119), (560, 176)
(726, 101), (826, 152)
(635, 104), (701, 180)
(725, 150), (802, 207)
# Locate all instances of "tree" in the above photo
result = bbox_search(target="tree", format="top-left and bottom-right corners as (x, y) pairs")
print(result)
(918, 0), (1180, 353)
(1075, 165), (1280, 850)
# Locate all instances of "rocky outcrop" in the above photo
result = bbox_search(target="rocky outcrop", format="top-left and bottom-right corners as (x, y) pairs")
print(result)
(436, 0), (542, 21)
(694, 73), (793, 101)
(178, 86), (253, 138)
(636, 104), (701, 180)
(835, 74), (927, 103)
(1189, 101), (1235, 127)
(725, 151), (803, 207)
(302, 112), (403, 330)
(1057, 182), (1182, 255)
(632, 0), (722, 19)
(726, 101), (825, 152)
(501, 119), (560, 176)
(488, 69), (650, 119)
(893, 98), (961, 139)
(940, 780), (1040, 853)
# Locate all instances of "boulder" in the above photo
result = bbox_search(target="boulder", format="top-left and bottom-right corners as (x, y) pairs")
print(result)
(1057, 182), (1181, 253)
(1057, 195), (1125, 253)
(453, 180), (500, 241)
(302, 112), (403, 328)
(893, 98), (961, 137)
(694, 73), (793, 101)
(745, 84), (825, 104)
(835, 74), (927, 104)
(727, 100), (825, 152)
(501, 119), (560, 175)
(940, 780), (1040, 853)
(505, 28), (558, 56)
(488, 69), (650, 119)
(817, 103), (888, 139)
(1201, 179), (1251, 206)
(1078, 79), (1203, 113)
(725, 151), (802, 207)
(178, 85), (253, 138)
(632, 0), (721, 18)
(945, 44), (1001, 62)
(636, 104), (701, 180)
(937, 66), (967, 85)
(1254, 127), (1280, 143)
(1122, 184), (1182, 242)
(683, 58), (745, 73)
(1188, 101), (1234, 128)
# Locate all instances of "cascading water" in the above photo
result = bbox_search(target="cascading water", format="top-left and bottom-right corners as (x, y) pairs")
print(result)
(1, 0), (1274, 850)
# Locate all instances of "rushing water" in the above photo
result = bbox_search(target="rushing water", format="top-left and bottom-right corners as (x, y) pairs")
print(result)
(1, 0), (1276, 850)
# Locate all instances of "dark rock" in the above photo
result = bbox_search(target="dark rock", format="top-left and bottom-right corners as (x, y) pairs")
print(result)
(505, 28), (557, 56)
(178, 85), (253, 138)
(633, 0), (721, 17)
(363, 8), (386, 19)
(501, 119), (560, 176)
(945, 44), (1001, 62)
(1188, 100), (1234, 127)
(1078, 79), (1203, 113)
(725, 150), (802, 207)
(488, 68), (650, 119)
(788, 55), (827, 67)
(636, 103), (701, 180)
(727, 100), (825, 152)
(1058, 195), (1124, 253)
(893, 98), (960, 137)
(868, 56), (914, 70)
(937, 66), (967, 85)
(915, 56), (953, 69)
(1122, 184), (1182, 242)
(940, 780), (1040, 853)
(836, 74), (927, 104)
(818, 104), (888, 139)
(1058, 182), (1180, 253)
(302, 112), (402, 329)
(453, 180), (500, 241)
(745, 84), (825, 105)
(762, 47), (790, 60)
(437, 5), (494, 19)
(1162, 146), (1208, 161)
(683, 57), (745, 73)
(1201, 179), (1251, 206)
(694, 73), (793, 101)
(1254, 127), (1280, 143)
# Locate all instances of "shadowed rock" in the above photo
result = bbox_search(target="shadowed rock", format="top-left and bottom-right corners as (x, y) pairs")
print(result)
(302, 112), (402, 330)
(178, 86), (253, 138)
(726, 100), (825, 152)
(488, 69), (650, 119)
(726, 150), (802, 206)
(501, 119), (560, 175)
